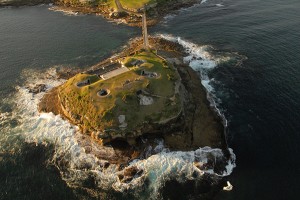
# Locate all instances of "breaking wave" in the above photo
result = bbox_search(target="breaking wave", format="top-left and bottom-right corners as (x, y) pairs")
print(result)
(48, 6), (81, 16)
(162, 0), (204, 24)
(158, 34), (246, 127)
(157, 34), (230, 125)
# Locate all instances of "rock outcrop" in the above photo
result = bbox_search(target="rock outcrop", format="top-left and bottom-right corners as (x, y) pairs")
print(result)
(38, 37), (228, 157)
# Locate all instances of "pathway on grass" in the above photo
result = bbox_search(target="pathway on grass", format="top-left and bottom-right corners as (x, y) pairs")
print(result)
(100, 66), (130, 80)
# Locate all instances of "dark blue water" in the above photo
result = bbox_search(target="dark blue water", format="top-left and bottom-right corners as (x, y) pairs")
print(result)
(0, 5), (139, 200)
(1, 0), (300, 199)
(0, 6), (138, 97)
(153, 0), (300, 199)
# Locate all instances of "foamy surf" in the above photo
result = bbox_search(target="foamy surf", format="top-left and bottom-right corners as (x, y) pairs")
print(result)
(163, 14), (177, 23)
(6, 62), (235, 198)
(161, 0), (218, 24)
(48, 7), (81, 16)
(157, 33), (245, 128)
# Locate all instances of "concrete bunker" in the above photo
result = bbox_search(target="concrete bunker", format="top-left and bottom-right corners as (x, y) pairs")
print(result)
(98, 89), (110, 97)
(76, 79), (91, 87)
(141, 70), (159, 78)
(131, 59), (145, 67)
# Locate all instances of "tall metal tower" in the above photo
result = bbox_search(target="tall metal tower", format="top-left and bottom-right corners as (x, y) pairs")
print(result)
(142, 11), (149, 50)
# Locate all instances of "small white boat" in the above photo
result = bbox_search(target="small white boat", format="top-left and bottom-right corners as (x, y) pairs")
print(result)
(223, 181), (233, 191)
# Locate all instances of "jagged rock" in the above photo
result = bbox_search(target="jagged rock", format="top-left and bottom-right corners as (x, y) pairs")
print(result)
(0, 112), (10, 121)
(118, 166), (144, 183)
(118, 115), (125, 124)
(26, 84), (47, 94)
(109, 11), (128, 19)
(139, 95), (153, 105)
(118, 115), (127, 129)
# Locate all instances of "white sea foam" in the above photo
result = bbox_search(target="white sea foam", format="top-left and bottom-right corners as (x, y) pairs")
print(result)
(10, 64), (235, 198)
(111, 146), (235, 196)
(163, 14), (176, 23)
(162, 0), (213, 24)
(48, 7), (80, 16)
(158, 34), (229, 128)
(200, 0), (227, 7)
(158, 33), (217, 91)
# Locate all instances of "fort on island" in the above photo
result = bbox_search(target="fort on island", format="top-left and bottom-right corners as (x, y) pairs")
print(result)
(39, 0), (228, 156)
(0, 0), (235, 197)
(56, 8), (184, 145)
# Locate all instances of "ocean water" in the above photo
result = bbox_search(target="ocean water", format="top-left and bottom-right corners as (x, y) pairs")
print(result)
(0, 0), (300, 199)
(154, 0), (300, 199)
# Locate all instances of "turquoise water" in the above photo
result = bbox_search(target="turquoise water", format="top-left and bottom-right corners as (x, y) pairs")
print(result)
(1, 0), (300, 199)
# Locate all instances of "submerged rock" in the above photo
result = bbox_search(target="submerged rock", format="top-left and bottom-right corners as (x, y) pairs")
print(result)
(117, 166), (144, 183)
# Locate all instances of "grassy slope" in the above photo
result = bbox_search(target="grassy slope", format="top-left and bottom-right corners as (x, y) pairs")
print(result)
(119, 0), (156, 8)
(56, 0), (158, 9)
(107, 0), (156, 9)
(59, 52), (181, 137)
(55, 0), (170, 10)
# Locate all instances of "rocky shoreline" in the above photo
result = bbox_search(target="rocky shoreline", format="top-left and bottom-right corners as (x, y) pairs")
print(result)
(4, 2), (235, 197)
(33, 36), (232, 196)
(53, 0), (200, 26)
(0, 0), (200, 26)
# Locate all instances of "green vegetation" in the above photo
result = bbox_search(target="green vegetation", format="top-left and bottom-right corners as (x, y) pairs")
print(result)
(58, 51), (181, 138)
(56, 0), (155, 8)
(119, 0), (156, 9)
(56, 0), (170, 9)
(55, 0), (110, 7)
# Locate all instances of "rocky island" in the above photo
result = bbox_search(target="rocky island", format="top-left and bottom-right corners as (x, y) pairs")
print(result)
(39, 35), (229, 167)
(4, 0), (235, 197)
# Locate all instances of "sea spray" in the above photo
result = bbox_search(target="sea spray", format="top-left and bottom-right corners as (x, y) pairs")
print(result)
(48, 6), (81, 16)
(157, 34), (231, 127)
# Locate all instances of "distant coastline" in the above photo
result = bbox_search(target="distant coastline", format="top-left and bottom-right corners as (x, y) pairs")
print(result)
(0, 0), (199, 26)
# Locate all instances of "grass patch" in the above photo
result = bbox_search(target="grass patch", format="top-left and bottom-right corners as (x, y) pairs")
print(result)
(107, 0), (156, 9)
(59, 51), (181, 137)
